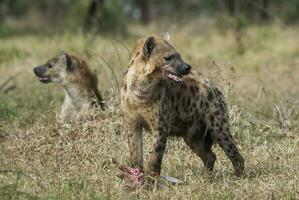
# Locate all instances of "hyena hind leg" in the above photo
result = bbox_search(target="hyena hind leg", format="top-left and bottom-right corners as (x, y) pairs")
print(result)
(185, 132), (216, 172)
(215, 130), (245, 177)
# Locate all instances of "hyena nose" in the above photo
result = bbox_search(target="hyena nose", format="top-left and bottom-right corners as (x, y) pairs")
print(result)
(184, 64), (192, 73)
(33, 67), (40, 76)
(33, 66), (45, 76)
(181, 63), (191, 75)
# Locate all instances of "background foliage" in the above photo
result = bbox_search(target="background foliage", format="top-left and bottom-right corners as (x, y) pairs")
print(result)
(0, 0), (298, 199)
(1, 0), (299, 34)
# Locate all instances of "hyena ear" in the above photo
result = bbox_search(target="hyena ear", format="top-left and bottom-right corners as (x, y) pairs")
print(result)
(63, 53), (74, 71)
(160, 32), (170, 41)
(143, 36), (156, 59)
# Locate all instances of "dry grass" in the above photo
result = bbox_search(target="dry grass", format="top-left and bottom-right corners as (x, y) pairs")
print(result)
(0, 21), (298, 199)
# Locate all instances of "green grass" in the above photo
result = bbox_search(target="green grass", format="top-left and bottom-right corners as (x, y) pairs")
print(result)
(0, 20), (298, 199)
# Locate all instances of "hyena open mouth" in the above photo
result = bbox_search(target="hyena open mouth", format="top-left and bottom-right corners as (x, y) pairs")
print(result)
(37, 76), (51, 83)
(164, 71), (183, 82)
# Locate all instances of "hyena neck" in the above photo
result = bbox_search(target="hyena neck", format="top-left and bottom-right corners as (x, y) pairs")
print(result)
(63, 84), (89, 110)
(126, 69), (159, 104)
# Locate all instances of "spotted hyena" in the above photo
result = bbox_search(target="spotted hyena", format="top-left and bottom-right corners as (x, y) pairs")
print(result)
(120, 34), (244, 177)
(33, 52), (105, 121)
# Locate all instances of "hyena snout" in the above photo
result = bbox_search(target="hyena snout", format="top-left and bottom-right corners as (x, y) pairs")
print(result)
(33, 66), (52, 83)
(177, 63), (191, 76)
(33, 66), (47, 77)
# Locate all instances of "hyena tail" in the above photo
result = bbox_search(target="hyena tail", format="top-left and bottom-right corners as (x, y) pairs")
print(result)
(216, 132), (245, 177)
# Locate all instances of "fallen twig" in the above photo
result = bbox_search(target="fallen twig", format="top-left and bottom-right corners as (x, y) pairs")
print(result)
(3, 85), (17, 94)
(0, 72), (20, 94)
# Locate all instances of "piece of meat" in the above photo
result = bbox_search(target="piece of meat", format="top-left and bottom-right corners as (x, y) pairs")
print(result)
(118, 165), (144, 191)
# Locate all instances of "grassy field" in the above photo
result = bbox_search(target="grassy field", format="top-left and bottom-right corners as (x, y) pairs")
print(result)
(0, 20), (298, 199)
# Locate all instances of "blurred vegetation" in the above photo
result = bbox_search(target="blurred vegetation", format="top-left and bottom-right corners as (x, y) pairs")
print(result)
(0, 1), (298, 199)
(1, 0), (299, 37)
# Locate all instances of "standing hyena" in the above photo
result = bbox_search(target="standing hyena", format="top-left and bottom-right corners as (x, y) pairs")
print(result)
(120, 34), (244, 177)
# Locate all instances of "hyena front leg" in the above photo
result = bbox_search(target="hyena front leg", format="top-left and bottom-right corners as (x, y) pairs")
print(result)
(148, 125), (168, 176)
(123, 116), (143, 168)
(59, 94), (75, 121)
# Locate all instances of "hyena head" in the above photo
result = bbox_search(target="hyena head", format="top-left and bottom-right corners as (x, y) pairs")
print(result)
(33, 52), (74, 84)
(129, 33), (191, 82)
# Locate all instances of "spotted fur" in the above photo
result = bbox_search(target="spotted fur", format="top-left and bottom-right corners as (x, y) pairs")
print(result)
(33, 52), (105, 121)
(121, 35), (244, 177)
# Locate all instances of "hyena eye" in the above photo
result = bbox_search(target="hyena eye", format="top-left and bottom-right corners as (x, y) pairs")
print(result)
(164, 54), (176, 62)
(48, 63), (53, 68)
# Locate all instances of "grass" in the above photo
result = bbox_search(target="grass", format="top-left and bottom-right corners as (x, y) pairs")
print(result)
(0, 20), (298, 199)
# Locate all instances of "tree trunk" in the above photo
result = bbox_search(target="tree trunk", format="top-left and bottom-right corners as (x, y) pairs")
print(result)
(85, 0), (103, 30)
(135, 0), (150, 24)
(260, 0), (270, 21)
(234, 0), (244, 54)
(224, 0), (235, 16)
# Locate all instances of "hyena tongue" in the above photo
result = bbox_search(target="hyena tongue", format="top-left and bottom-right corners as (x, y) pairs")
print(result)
(165, 72), (183, 82)
(38, 77), (49, 81)
(173, 75), (182, 82)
